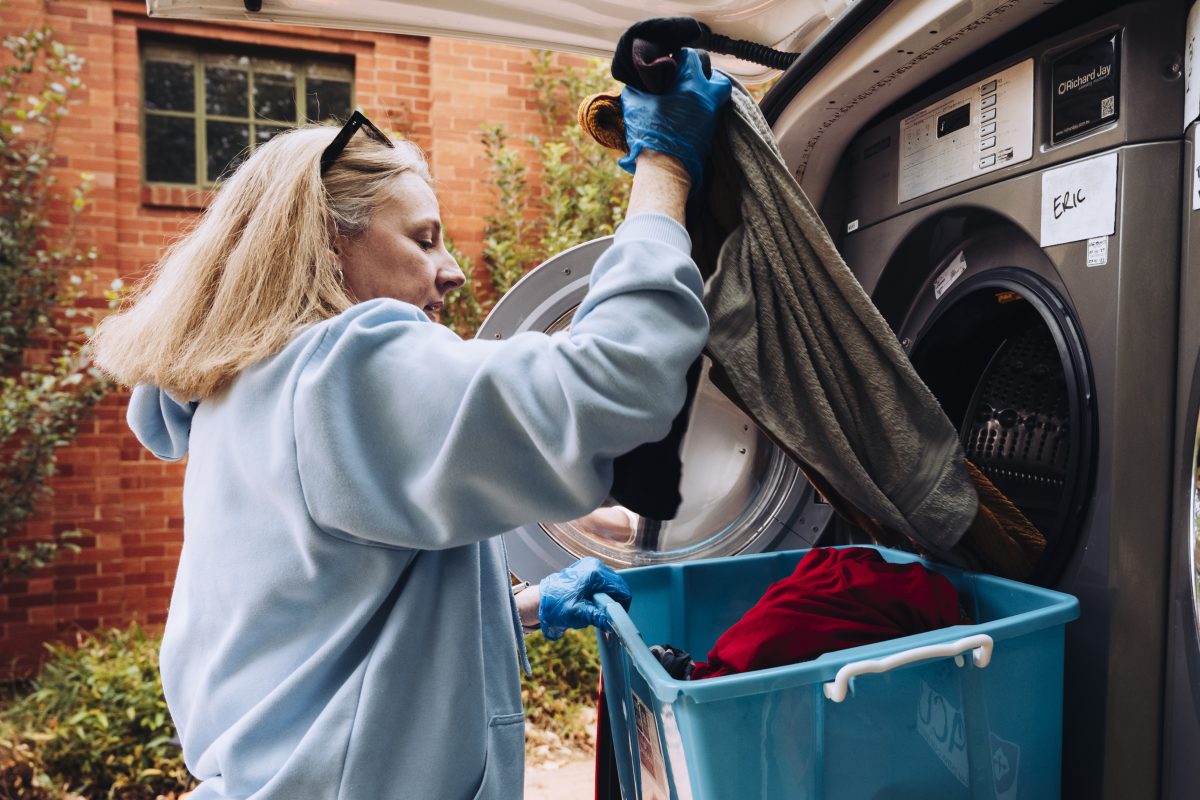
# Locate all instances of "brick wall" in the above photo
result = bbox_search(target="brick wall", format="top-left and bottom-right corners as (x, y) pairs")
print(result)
(0, 0), (581, 677)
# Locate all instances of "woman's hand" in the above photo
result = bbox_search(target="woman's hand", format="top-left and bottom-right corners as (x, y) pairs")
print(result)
(538, 557), (632, 641)
(618, 48), (733, 190)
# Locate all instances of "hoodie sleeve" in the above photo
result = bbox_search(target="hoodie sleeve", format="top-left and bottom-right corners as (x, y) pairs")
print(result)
(292, 213), (708, 550)
(127, 384), (198, 461)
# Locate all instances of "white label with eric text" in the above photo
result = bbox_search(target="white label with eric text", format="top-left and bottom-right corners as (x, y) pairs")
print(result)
(1040, 152), (1117, 247)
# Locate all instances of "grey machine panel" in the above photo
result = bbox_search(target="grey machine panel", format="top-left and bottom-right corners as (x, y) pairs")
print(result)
(830, 2), (1183, 797)
(1163, 120), (1200, 800)
(843, 1), (1182, 240)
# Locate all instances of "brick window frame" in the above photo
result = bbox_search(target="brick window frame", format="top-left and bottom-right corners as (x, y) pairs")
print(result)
(140, 38), (355, 191)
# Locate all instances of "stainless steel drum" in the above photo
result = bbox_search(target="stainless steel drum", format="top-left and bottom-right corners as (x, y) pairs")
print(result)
(478, 237), (830, 580)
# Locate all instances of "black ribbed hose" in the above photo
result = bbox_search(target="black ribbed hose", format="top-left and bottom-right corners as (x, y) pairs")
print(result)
(702, 31), (801, 71)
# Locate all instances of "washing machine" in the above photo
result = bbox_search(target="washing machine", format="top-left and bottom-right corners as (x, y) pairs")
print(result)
(480, 238), (834, 582)
(827, 3), (1183, 797)
(1162, 110), (1200, 798)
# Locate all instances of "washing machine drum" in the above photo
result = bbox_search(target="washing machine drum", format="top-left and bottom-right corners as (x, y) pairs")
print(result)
(480, 238), (817, 578)
(904, 270), (1093, 582)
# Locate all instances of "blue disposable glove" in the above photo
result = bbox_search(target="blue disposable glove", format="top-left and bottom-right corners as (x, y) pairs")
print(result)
(539, 557), (632, 641)
(618, 48), (733, 190)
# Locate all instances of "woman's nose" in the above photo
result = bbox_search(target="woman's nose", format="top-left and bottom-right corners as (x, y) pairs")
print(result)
(438, 252), (466, 293)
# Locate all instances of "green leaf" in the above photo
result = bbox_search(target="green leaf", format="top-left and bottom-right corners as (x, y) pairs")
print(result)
(1, 625), (194, 796)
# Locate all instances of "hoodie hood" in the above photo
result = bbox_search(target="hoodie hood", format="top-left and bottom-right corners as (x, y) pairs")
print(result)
(128, 384), (197, 461)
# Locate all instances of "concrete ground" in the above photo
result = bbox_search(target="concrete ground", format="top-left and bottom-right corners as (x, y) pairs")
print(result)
(525, 712), (596, 799)
(525, 754), (594, 798)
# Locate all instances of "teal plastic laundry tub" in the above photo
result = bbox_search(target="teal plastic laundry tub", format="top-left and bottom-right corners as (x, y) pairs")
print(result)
(595, 546), (1079, 800)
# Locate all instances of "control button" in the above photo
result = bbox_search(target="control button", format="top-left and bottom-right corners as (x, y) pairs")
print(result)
(981, 108), (997, 123)
(980, 80), (998, 94)
(980, 136), (997, 150)
(979, 154), (997, 168)
(981, 122), (997, 135)
(981, 94), (997, 110)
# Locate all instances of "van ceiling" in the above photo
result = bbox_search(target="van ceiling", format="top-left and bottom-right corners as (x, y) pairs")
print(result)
(146, 0), (851, 83)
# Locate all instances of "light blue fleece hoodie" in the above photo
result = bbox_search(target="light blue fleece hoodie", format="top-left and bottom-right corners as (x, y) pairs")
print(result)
(127, 214), (707, 800)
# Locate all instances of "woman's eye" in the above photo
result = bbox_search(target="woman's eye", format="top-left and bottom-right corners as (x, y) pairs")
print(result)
(418, 240), (436, 251)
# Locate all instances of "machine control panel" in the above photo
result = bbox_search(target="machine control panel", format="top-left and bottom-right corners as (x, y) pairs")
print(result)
(898, 59), (1034, 203)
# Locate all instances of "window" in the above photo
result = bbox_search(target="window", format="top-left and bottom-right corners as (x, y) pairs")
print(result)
(141, 42), (354, 185)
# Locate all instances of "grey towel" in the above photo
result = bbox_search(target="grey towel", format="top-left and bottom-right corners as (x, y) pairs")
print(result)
(695, 86), (978, 557)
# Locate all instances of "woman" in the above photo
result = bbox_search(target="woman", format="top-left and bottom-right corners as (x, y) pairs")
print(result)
(92, 50), (730, 799)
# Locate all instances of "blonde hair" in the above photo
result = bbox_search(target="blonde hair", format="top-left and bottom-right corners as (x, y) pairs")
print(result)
(91, 125), (430, 399)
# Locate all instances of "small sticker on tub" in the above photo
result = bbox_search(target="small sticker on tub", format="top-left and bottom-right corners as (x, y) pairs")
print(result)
(1087, 236), (1108, 267)
(991, 732), (1022, 800)
(633, 692), (670, 800)
(918, 679), (969, 787)
(935, 251), (968, 299)
(917, 679), (1021, 798)
(659, 705), (693, 800)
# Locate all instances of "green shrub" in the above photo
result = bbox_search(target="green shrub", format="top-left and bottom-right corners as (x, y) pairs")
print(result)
(0, 623), (602, 796)
(0, 24), (114, 579)
(441, 52), (629, 338)
(0, 625), (193, 800)
(0, 735), (62, 800)
(522, 628), (602, 749)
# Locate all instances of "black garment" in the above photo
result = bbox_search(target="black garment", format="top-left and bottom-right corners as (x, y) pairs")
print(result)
(609, 359), (702, 521)
(649, 644), (695, 680)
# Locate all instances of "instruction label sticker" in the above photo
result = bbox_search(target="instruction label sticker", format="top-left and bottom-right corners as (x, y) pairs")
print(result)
(1193, 138), (1200, 211)
(898, 60), (1034, 202)
(633, 693), (670, 800)
(1040, 152), (1117, 247)
(1086, 236), (1109, 267)
(935, 251), (968, 299)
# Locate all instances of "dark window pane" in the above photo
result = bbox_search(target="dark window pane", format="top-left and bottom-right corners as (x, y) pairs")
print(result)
(144, 61), (194, 111)
(206, 121), (249, 183)
(306, 79), (352, 122)
(254, 72), (296, 122)
(145, 115), (196, 184)
(205, 66), (248, 117)
(255, 125), (289, 147)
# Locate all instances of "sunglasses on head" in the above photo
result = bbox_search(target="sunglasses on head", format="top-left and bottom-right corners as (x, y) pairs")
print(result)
(319, 110), (394, 176)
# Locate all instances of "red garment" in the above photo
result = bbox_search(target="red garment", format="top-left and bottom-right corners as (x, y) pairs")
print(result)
(690, 547), (966, 680)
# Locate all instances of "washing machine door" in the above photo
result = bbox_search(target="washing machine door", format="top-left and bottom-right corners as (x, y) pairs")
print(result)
(1163, 123), (1200, 799)
(892, 234), (1096, 587)
(480, 238), (830, 581)
(1164, 354), (1200, 797)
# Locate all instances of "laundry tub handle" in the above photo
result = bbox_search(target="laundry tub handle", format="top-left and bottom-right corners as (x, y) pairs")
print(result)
(822, 634), (994, 703)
